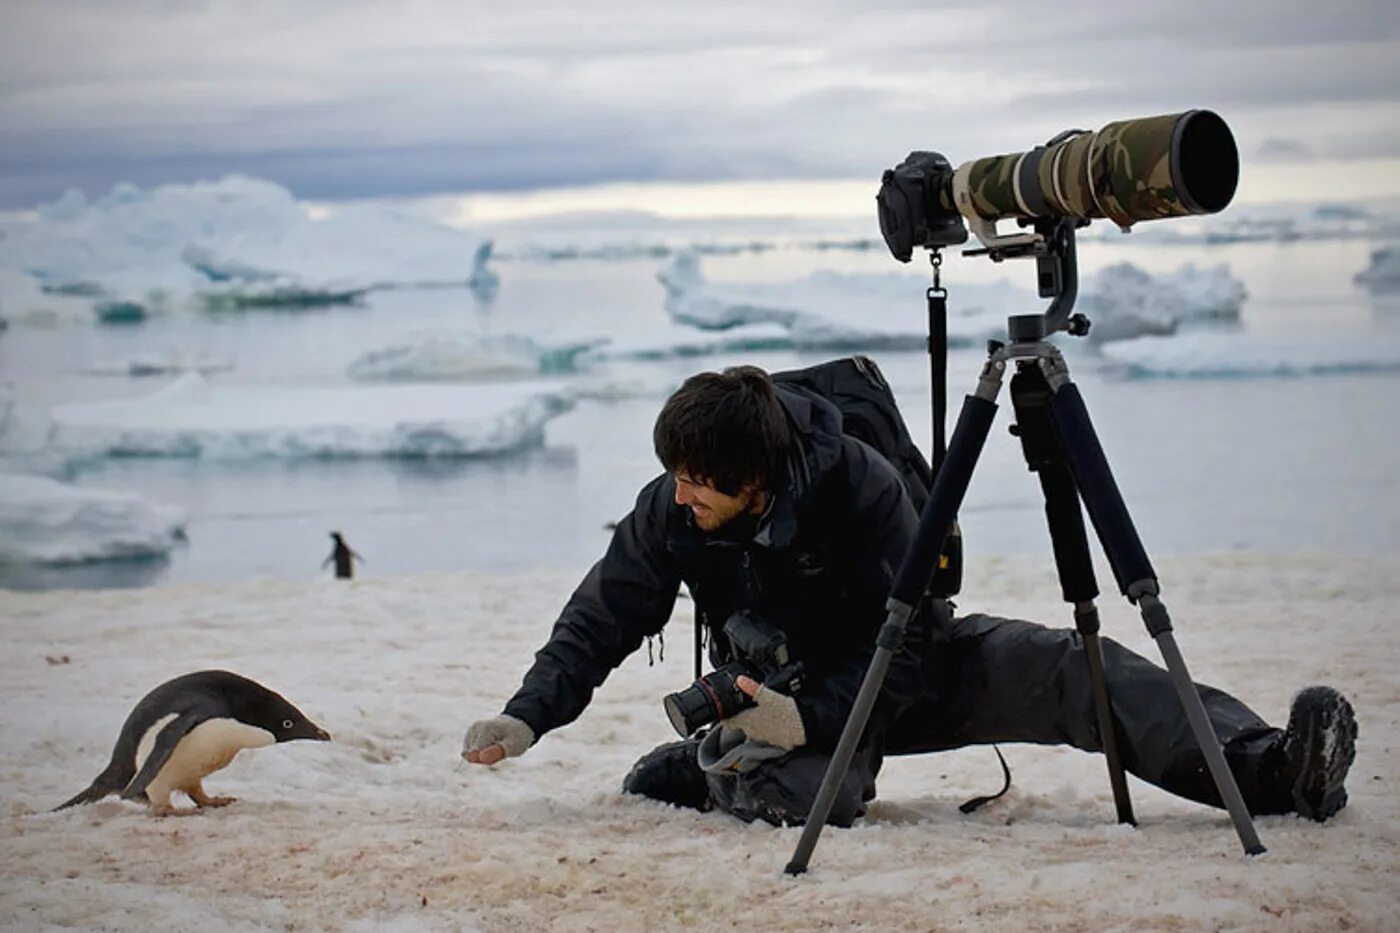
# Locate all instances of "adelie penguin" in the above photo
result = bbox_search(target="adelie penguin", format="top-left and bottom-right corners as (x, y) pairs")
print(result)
(55, 670), (330, 817)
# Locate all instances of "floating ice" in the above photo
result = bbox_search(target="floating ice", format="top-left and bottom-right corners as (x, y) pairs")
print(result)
(1079, 262), (1245, 343)
(0, 472), (186, 565)
(656, 250), (1013, 349)
(347, 333), (604, 382)
(87, 349), (234, 378)
(656, 251), (1246, 352)
(601, 321), (806, 360)
(198, 282), (369, 311)
(2, 374), (575, 466)
(0, 176), (494, 322)
(1100, 332), (1400, 379)
(1355, 247), (1400, 290)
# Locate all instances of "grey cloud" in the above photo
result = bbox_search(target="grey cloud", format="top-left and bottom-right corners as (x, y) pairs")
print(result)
(1, 0), (1397, 207)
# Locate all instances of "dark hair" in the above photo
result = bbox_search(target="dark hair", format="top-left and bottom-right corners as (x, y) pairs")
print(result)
(653, 366), (790, 495)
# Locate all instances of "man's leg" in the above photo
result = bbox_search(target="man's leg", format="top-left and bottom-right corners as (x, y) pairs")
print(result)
(704, 744), (881, 827)
(888, 614), (1355, 819)
(622, 737), (880, 827)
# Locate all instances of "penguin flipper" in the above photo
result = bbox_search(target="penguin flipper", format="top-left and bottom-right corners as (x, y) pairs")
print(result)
(120, 713), (203, 801)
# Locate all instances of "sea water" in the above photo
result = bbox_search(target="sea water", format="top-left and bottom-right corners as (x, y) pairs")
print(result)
(1, 204), (1397, 591)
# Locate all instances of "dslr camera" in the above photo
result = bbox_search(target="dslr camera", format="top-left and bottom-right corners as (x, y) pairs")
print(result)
(663, 610), (804, 737)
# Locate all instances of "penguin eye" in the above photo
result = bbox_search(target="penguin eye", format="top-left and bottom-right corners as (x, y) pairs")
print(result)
(282, 719), (294, 729)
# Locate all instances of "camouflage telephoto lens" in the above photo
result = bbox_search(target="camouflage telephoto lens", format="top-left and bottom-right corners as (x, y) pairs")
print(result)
(950, 110), (1238, 229)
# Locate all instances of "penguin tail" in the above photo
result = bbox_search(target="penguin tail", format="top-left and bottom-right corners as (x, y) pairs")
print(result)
(53, 769), (124, 811)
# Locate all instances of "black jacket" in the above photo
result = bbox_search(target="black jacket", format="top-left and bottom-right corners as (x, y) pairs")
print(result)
(502, 383), (937, 752)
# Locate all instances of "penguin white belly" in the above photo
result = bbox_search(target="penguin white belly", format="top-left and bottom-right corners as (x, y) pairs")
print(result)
(135, 716), (274, 805)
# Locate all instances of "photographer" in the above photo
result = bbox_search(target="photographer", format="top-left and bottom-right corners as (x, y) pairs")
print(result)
(464, 365), (1355, 827)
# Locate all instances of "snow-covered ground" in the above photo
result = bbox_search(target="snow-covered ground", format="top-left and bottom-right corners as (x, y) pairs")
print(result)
(2, 552), (1395, 931)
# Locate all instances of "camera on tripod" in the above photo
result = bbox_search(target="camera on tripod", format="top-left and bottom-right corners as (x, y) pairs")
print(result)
(663, 610), (804, 737)
(876, 109), (1238, 261)
(785, 109), (1268, 873)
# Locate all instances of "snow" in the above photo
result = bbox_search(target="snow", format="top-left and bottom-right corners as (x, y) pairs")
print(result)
(1, 551), (1395, 929)
(1100, 332), (1400, 379)
(0, 374), (576, 467)
(657, 252), (1247, 351)
(0, 176), (494, 323)
(0, 472), (185, 564)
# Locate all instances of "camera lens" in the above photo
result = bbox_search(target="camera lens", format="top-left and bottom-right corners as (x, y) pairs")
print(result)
(661, 664), (752, 737)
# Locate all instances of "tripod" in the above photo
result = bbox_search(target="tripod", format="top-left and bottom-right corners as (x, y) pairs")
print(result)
(785, 219), (1265, 875)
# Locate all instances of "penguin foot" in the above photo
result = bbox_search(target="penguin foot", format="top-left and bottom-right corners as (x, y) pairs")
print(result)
(149, 803), (202, 818)
(188, 784), (236, 808)
(194, 794), (236, 809)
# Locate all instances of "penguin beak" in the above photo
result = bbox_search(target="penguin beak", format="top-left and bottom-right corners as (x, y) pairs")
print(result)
(313, 726), (332, 741)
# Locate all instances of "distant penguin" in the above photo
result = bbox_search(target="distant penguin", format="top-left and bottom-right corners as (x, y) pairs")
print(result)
(323, 531), (362, 580)
(55, 670), (330, 816)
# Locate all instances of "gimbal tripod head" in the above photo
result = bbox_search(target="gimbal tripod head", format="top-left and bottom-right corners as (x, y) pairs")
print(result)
(933, 214), (1092, 346)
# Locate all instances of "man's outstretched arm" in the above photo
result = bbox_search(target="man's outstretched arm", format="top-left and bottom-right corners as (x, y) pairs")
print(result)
(463, 477), (681, 764)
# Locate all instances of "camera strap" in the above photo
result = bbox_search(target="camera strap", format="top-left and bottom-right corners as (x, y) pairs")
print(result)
(958, 744), (1013, 814)
(927, 251), (949, 471)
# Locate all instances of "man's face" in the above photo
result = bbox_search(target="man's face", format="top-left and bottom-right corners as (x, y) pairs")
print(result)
(673, 472), (762, 532)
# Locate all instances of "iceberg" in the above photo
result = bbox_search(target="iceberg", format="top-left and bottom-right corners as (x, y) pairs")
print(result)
(1078, 262), (1245, 343)
(2, 374), (575, 467)
(0, 266), (92, 326)
(655, 251), (1247, 354)
(1100, 332), (1400, 379)
(0, 176), (495, 322)
(1355, 247), (1400, 290)
(87, 349), (234, 378)
(197, 282), (369, 311)
(601, 321), (807, 360)
(347, 333), (604, 382)
(0, 472), (186, 565)
(656, 250), (1014, 350)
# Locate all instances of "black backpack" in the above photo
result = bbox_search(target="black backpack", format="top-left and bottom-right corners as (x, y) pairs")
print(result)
(773, 355), (961, 595)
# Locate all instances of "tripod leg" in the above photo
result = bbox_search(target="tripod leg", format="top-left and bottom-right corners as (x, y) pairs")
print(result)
(786, 388), (1001, 875)
(1073, 602), (1136, 824)
(1047, 377), (1265, 856)
(1010, 366), (1134, 825)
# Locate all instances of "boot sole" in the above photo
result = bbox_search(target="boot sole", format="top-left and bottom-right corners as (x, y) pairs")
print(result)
(1287, 686), (1357, 821)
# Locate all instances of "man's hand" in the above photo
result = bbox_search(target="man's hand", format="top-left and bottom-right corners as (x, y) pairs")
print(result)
(724, 675), (807, 751)
(462, 714), (535, 765)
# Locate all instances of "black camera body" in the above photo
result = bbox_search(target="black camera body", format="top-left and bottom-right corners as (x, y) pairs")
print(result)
(662, 610), (804, 737)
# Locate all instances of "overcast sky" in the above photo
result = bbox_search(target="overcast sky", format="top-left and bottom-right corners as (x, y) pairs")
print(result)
(1, 0), (1397, 210)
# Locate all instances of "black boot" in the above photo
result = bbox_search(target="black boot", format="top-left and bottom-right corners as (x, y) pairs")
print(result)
(1269, 686), (1357, 821)
(622, 738), (712, 812)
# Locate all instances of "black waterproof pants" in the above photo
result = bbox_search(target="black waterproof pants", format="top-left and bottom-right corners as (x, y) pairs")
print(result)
(625, 614), (1288, 826)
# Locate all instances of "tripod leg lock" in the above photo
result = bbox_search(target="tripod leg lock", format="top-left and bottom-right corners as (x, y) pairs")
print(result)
(1138, 593), (1173, 637)
(878, 599), (915, 650)
(1073, 601), (1101, 635)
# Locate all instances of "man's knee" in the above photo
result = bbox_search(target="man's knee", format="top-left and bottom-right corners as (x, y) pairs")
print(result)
(721, 747), (878, 827)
